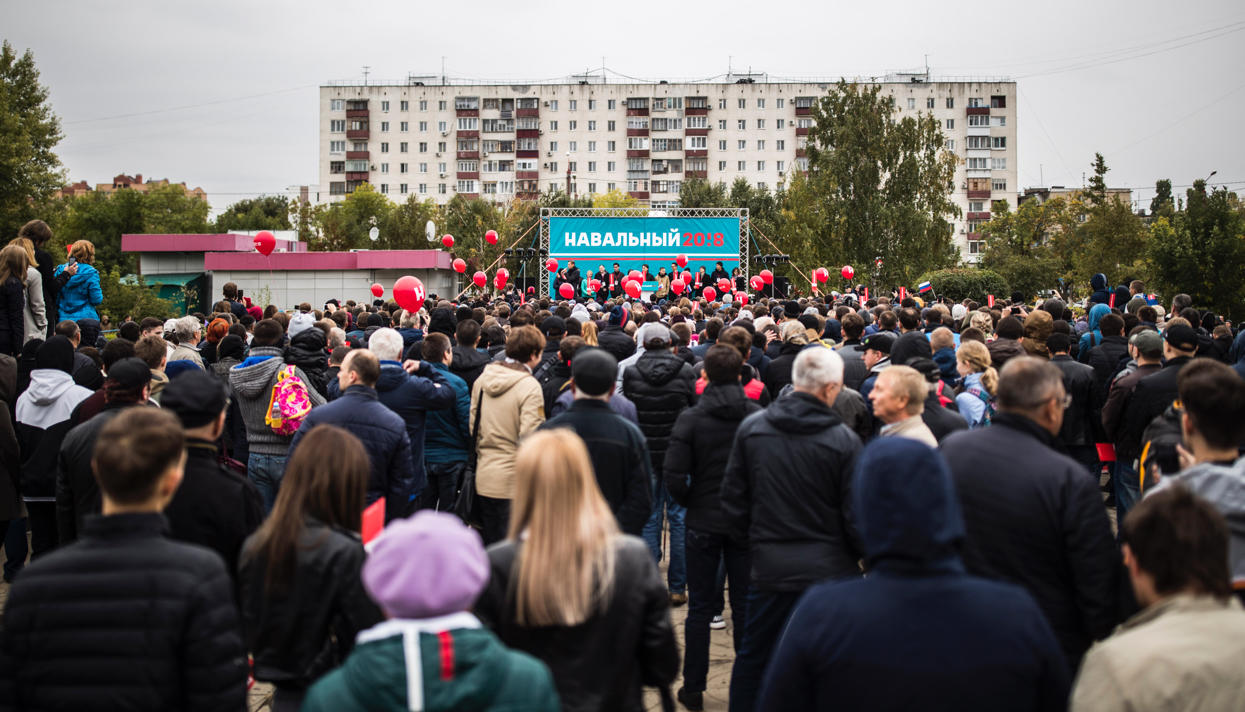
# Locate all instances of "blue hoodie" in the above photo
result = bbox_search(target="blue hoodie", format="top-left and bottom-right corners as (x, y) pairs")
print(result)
(1077, 303), (1111, 363)
(756, 439), (1069, 712)
(52, 263), (103, 322)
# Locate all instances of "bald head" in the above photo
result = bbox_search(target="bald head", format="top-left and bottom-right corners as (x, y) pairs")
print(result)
(340, 348), (381, 388)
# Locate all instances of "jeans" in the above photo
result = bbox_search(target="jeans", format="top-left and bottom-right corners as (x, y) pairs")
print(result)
(2, 518), (28, 581)
(421, 461), (466, 512)
(26, 502), (58, 560)
(728, 589), (802, 712)
(247, 453), (288, 514)
(642, 478), (686, 593)
(683, 529), (750, 693)
(478, 494), (511, 546)
(1114, 462), (1141, 525)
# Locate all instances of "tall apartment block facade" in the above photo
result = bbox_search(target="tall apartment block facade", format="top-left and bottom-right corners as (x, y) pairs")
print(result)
(319, 76), (1016, 261)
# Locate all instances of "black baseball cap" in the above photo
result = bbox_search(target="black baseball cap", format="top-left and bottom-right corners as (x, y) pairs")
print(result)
(858, 331), (896, 354)
(1163, 324), (1198, 352)
(570, 348), (617, 397)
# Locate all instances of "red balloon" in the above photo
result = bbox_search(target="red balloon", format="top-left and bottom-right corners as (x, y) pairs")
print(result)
(545, 258), (558, 272)
(814, 268), (829, 284)
(392, 276), (426, 313)
(702, 287), (717, 302)
(485, 229), (499, 245)
(494, 271), (508, 289)
(676, 254), (688, 268)
(441, 234), (454, 249)
(628, 270), (642, 282)
(472, 271), (487, 288)
(717, 278), (731, 292)
(760, 269), (774, 285)
(841, 265), (855, 280)
(452, 258), (466, 273)
(735, 292), (749, 306)
(253, 230), (276, 256)
(624, 280), (641, 299)
(670, 279), (685, 295)
(750, 276), (765, 291)
(370, 283), (384, 298)
(588, 279), (601, 292)
(558, 282), (575, 299)
(497, 267), (509, 279)
(682, 270), (692, 283)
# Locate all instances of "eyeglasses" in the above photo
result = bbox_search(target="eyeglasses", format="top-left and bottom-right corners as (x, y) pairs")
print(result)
(1059, 393), (1072, 409)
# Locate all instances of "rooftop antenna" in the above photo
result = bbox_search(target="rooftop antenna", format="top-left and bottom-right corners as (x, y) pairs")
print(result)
(924, 54), (930, 80)
(441, 57), (446, 85)
(362, 65), (370, 85)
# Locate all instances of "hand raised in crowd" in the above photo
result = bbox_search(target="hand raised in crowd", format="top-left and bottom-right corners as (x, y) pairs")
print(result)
(402, 359), (422, 374)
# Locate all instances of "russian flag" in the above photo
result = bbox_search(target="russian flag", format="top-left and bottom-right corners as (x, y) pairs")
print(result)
(917, 281), (933, 294)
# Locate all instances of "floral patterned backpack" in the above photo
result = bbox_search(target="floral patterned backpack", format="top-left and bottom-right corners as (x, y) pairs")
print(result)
(266, 365), (312, 435)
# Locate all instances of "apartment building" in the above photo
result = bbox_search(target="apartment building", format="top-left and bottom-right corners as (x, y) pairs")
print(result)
(319, 75), (1016, 261)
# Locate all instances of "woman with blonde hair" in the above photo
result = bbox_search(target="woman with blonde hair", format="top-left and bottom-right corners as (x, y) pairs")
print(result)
(7, 238), (45, 344)
(476, 429), (678, 712)
(0, 245), (28, 356)
(969, 309), (994, 340)
(53, 240), (103, 322)
(580, 319), (599, 346)
(955, 340), (998, 429)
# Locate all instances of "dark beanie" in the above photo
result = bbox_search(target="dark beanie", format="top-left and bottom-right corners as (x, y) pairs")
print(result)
(35, 336), (75, 374)
(217, 334), (246, 361)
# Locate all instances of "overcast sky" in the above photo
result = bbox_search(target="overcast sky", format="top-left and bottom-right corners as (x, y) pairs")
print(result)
(5, 0), (1243, 214)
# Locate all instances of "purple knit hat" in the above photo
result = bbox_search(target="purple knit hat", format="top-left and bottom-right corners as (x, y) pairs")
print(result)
(362, 511), (489, 619)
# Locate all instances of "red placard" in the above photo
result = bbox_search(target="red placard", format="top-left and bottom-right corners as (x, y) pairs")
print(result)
(862, 287), (869, 302)
(898, 286), (907, 302)
(1109, 292), (1116, 309)
(362, 499), (385, 544)
(987, 294), (995, 308)
(1095, 443), (1117, 462)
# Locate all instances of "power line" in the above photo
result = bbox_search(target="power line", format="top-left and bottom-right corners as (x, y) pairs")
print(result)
(63, 84), (317, 124)
(1015, 20), (1245, 79)
(1109, 80), (1245, 156)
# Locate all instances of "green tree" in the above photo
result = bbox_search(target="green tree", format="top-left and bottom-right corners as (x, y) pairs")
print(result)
(1148, 182), (1245, 320)
(592, 189), (640, 209)
(55, 189), (146, 274)
(98, 267), (177, 322)
(801, 80), (961, 287)
(142, 183), (210, 234)
(980, 198), (1070, 299)
(1149, 179), (1174, 220)
(678, 177), (728, 208)
(0, 41), (64, 240)
(312, 183), (392, 251)
(1065, 155), (1147, 288)
(538, 188), (592, 209)
(213, 195), (291, 232)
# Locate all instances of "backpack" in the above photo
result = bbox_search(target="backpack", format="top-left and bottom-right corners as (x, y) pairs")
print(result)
(1139, 400), (1184, 493)
(964, 385), (996, 427)
(266, 365), (313, 436)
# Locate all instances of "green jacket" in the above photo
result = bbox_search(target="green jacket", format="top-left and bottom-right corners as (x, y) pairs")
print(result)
(302, 615), (559, 712)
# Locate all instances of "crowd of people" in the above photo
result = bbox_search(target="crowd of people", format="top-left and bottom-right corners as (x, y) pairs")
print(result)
(1, 217), (1245, 711)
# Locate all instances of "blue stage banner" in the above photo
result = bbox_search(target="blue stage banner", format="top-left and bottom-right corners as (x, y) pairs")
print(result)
(548, 217), (740, 261)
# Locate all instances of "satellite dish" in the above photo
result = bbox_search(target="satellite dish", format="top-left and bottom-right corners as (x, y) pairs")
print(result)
(425, 220), (436, 243)
(368, 226), (380, 242)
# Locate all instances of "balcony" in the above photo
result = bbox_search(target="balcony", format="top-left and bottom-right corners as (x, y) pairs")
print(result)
(516, 129), (540, 139)
(627, 128), (649, 136)
(627, 170), (650, 180)
(345, 151), (369, 160)
(517, 191), (540, 200)
(684, 128), (709, 136)
(457, 151), (480, 160)
(516, 149), (539, 159)
(626, 107), (650, 117)
(457, 130), (479, 139)
(795, 127), (810, 136)
(967, 189), (991, 199)
(346, 129), (369, 140)
(345, 171), (369, 181)
(457, 172), (480, 180)
(967, 106), (990, 116)
(458, 193), (479, 199)
(516, 108), (540, 118)
(685, 106), (709, 116)
(517, 171), (539, 180)
(456, 109), (479, 117)
(966, 211), (991, 221)
(966, 232), (983, 241)
(685, 149), (707, 158)
(346, 109), (369, 119)
(686, 170), (707, 179)
(629, 191), (650, 200)
(795, 148), (807, 158)
(626, 149), (650, 158)
(795, 106), (812, 117)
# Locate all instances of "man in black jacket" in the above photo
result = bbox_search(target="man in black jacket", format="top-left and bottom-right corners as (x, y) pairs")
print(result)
(1118, 324), (1199, 467)
(664, 344), (763, 711)
(449, 319), (490, 391)
(1086, 312), (1129, 397)
(721, 346), (863, 712)
(0, 407), (248, 710)
(597, 305), (636, 363)
(56, 357), (152, 545)
(1049, 332), (1103, 477)
(939, 357), (1119, 672)
(623, 323), (697, 606)
(541, 348), (652, 535)
(160, 370), (264, 582)
(532, 315), (564, 385)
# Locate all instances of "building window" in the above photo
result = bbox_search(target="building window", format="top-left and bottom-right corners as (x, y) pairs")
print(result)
(626, 137), (648, 149)
(380, 163), (389, 173)
(457, 160), (477, 172)
(907, 98), (916, 109)
(737, 160), (746, 171)
(757, 161), (765, 171)
(587, 161), (596, 172)
(418, 183), (426, 193)
(380, 121), (389, 132)
(329, 182), (345, 195)
(548, 162), (558, 172)
(777, 160), (785, 172)
(993, 116), (1007, 127)
(549, 120), (558, 131)
(757, 139), (765, 150)
(568, 161), (577, 172)
(417, 121), (426, 132)
(969, 201), (985, 212)
(718, 119), (727, 130)
(607, 120), (616, 131)
(351, 142), (367, 151)
(588, 99), (597, 110)
(992, 179), (1007, 191)
(400, 100), (409, 111)
(991, 136), (1007, 149)
(946, 97), (954, 109)
(967, 157), (988, 170)
(419, 163), (427, 173)
(457, 180), (478, 193)
(438, 162), (447, 173)
(381, 100), (390, 112)
(434, 121), (445, 133)
(968, 114), (990, 127)
(926, 97), (935, 109)
(588, 140), (597, 152)
(756, 98), (765, 109)
(776, 139), (785, 150)
(992, 157), (1007, 170)
(687, 116), (707, 129)
(380, 142), (390, 153)
(457, 118), (477, 130)
(737, 140), (746, 150)
(418, 142), (427, 152)
(945, 139), (955, 151)
(757, 119), (765, 129)
(968, 97), (985, 108)
(329, 161), (344, 174)
(330, 119), (345, 132)
(607, 161), (616, 171)
(738, 119), (746, 130)
(569, 141), (577, 152)
(990, 95), (1006, 109)
(945, 118), (954, 130)
(776, 98), (785, 108)
(329, 141), (345, 153)
(397, 162), (406, 173)
(380, 184), (389, 194)
(718, 140), (727, 150)
(608, 99), (616, 109)
(400, 121), (409, 132)
(400, 183), (408, 194)
(439, 184), (447, 194)
(588, 120), (596, 130)
(737, 98), (746, 109)
(718, 98), (727, 109)
(330, 99), (344, 111)
(569, 99), (577, 110)
(718, 160), (727, 170)
(688, 136), (707, 149)
(607, 140), (616, 152)
(967, 136), (989, 149)
(549, 141), (558, 152)
(399, 142), (408, 152)
(438, 100), (447, 110)
(607, 182), (616, 191)
(437, 141), (446, 152)
(776, 119), (785, 129)
(587, 182), (596, 193)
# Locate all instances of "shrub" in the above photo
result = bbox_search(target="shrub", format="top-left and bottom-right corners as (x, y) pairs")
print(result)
(916, 268), (1010, 303)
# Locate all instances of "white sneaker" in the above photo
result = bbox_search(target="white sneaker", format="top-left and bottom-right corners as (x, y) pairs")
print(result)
(709, 615), (726, 630)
